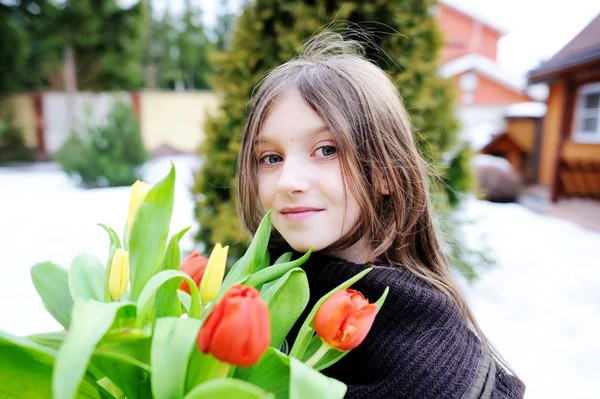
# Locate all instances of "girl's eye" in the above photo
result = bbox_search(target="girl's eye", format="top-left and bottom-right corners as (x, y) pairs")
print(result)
(317, 145), (337, 158)
(259, 154), (283, 165)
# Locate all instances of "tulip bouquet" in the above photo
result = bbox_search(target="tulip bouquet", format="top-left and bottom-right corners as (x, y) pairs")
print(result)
(0, 165), (388, 399)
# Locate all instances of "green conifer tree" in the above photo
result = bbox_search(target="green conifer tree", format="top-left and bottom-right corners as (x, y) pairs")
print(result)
(193, 0), (472, 261)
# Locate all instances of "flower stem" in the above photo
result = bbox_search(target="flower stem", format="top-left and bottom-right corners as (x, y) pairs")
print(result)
(216, 361), (231, 379)
(304, 340), (330, 368)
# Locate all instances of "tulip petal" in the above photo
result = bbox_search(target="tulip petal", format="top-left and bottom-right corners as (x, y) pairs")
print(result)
(209, 297), (247, 364)
(196, 285), (270, 367)
(314, 289), (378, 351)
(314, 291), (353, 342)
(179, 252), (209, 294)
(197, 295), (226, 353)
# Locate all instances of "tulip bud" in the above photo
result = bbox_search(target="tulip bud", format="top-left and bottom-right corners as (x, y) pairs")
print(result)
(197, 285), (270, 367)
(199, 243), (228, 303)
(109, 248), (130, 300)
(314, 289), (377, 351)
(126, 180), (150, 235)
(179, 251), (209, 294)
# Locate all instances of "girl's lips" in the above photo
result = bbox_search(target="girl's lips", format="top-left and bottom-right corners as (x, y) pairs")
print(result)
(281, 210), (323, 221)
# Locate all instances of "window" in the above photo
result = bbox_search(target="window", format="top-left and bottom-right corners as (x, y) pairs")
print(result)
(573, 82), (600, 143)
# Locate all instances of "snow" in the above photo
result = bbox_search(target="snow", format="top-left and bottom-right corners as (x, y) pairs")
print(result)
(1, 156), (598, 397)
(505, 102), (547, 118)
(471, 153), (515, 173)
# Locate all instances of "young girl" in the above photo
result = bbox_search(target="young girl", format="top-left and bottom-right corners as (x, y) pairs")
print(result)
(236, 32), (525, 399)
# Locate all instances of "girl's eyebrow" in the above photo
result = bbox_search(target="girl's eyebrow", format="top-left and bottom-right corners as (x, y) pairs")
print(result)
(254, 126), (330, 145)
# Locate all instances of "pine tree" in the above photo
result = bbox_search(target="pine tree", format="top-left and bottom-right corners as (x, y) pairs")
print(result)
(213, 0), (236, 52)
(193, 0), (470, 260)
(1, 0), (146, 92)
(177, 0), (212, 90)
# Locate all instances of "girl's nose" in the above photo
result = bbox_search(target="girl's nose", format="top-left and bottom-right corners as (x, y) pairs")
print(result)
(276, 156), (311, 196)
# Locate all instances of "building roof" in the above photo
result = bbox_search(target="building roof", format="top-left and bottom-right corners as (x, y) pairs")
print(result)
(439, 0), (510, 35)
(480, 132), (526, 154)
(528, 13), (600, 83)
(440, 53), (526, 93)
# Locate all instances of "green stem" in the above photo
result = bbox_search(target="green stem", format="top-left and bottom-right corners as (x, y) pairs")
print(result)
(304, 340), (331, 368)
(216, 361), (231, 379)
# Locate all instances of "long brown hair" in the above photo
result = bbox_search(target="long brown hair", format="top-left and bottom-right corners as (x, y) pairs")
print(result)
(237, 31), (520, 382)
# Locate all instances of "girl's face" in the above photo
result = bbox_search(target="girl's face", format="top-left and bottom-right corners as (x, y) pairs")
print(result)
(256, 90), (368, 262)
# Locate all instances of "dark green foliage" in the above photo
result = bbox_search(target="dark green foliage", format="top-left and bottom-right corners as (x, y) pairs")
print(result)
(56, 101), (147, 188)
(1, 0), (146, 94)
(213, 0), (236, 52)
(444, 142), (475, 208)
(0, 111), (34, 165)
(147, 3), (212, 90)
(192, 0), (471, 262)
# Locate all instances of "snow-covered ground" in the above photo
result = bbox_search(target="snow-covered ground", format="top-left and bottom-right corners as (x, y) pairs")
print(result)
(0, 156), (598, 398)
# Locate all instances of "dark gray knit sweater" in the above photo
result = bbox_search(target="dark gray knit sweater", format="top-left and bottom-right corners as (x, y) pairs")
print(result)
(286, 254), (525, 399)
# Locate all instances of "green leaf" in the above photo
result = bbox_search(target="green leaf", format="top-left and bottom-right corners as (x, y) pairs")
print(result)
(69, 253), (106, 302)
(273, 253), (293, 265)
(0, 331), (103, 399)
(90, 329), (152, 398)
(136, 270), (201, 328)
(243, 250), (313, 289)
(129, 164), (175, 301)
(185, 347), (228, 392)
(31, 261), (74, 329)
(183, 379), (274, 399)
(288, 268), (372, 359)
(98, 223), (122, 302)
(260, 269), (309, 349)
(238, 348), (346, 399)
(53, 300), (136, 399)
(154, 226), (192, 319)
(151, 317), (202, 399)
(99, 330), (152, 366)
(289, 357), (346, 399)
(258, 250), (271, 271)
(259, 252), (294, 293)
(220, 210), (272, 292)
(235, 348), (290, 398)
(91, 348), (151, 399)
(178, 290), (192, 314)
(27, 331), (67, 350)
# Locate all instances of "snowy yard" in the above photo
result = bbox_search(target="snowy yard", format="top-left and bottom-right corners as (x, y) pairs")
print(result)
(0, 155), (597, 398)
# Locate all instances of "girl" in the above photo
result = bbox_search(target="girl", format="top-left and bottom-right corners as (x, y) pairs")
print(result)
(236, 32), (524, 399)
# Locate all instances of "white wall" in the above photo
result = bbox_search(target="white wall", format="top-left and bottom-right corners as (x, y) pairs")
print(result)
(43, 92), (132, 156)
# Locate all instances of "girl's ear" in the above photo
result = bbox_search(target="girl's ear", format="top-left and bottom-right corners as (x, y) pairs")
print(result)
(374, 168), (390, 195)
(378, 181), (390, 195)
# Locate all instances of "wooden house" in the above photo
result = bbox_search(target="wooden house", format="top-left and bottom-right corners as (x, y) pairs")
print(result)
(435, 0), (535, 147)
(480, 103), (545, 183)
(528, 13), (600, 201)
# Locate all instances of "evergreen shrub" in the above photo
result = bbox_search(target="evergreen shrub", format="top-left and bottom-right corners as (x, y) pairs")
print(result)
(56, 101), (147, 188)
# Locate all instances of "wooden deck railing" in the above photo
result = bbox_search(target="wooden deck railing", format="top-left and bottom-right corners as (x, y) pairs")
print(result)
(558, 159), (600, 198)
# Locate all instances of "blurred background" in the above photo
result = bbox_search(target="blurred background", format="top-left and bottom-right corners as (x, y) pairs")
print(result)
(1, 0), (599, 397)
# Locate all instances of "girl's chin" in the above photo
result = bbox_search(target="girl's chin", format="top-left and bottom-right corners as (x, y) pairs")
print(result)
(285, 240), (327, 254)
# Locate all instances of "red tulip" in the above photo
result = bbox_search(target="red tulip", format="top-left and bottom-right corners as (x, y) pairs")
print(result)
(314, 289), (378, 351)
(197, 285), (271, 367)
(179, 251), (209, 294)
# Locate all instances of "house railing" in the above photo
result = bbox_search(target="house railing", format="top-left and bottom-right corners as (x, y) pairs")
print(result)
(558, 158), (600, 198)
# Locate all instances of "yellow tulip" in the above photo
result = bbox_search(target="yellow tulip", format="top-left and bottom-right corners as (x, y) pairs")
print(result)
(199, 243), (229, 303)
(109, 248), (130, 300)
(126, 180), (150, 235)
